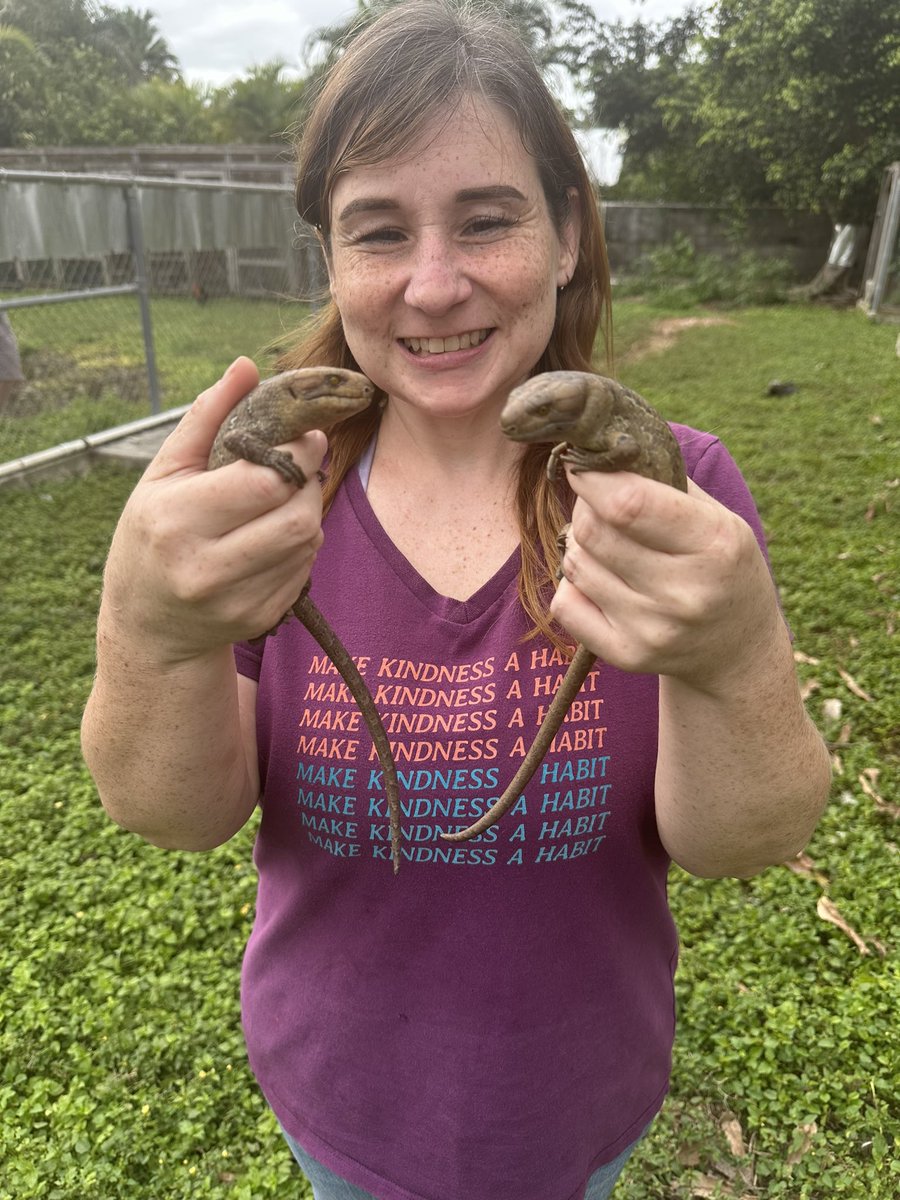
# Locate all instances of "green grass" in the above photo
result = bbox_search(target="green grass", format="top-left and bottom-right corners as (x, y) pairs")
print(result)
(1, 302), (897, 1197)
(0, 294), (309, 462)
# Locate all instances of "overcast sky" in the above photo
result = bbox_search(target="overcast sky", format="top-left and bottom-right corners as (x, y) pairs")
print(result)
(143, 0), (697, 88)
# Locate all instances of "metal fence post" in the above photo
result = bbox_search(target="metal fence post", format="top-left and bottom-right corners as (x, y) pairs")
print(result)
(124, 182), (162, 413)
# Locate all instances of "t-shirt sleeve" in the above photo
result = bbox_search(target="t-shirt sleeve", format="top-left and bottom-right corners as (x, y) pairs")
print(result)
(674, 424), (770, 561)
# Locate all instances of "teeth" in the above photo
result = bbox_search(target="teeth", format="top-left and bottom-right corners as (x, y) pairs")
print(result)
(403, 329), (489, 355)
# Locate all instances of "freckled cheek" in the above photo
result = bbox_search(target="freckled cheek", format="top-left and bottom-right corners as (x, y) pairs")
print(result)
(506, 261), (561, 319)
(329, 253), (396, 313)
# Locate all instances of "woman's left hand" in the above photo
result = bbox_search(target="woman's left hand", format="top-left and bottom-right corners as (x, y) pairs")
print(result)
(553, 466), (831, 877)
(551, 468), (784, 692)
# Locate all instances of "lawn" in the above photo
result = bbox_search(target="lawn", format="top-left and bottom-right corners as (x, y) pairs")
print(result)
(0, 301), (897, 1198)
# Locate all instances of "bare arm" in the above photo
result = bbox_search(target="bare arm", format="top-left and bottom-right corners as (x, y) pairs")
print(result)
(552, 470), (831, 878)
(81, 358), (326, 850)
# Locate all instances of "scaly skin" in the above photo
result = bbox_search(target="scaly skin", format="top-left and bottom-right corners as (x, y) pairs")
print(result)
(208, 367), (403, 873)
(443, 371), (688, 844)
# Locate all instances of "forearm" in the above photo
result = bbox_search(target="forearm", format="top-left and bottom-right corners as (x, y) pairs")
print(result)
(654, 621), (831, 878)
(81, 614), (258, 851)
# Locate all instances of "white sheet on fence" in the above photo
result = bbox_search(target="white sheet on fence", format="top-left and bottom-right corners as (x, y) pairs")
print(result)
(0, 180), (298, 259)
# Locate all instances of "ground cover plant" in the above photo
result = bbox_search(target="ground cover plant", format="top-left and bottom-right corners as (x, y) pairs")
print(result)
(0, 302), (897, 1197)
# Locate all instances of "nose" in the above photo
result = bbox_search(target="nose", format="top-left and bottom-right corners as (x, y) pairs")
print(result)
(403, 230), (473, 314)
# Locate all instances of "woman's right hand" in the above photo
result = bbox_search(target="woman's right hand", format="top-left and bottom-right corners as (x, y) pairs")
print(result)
(101, 356), (327, 665)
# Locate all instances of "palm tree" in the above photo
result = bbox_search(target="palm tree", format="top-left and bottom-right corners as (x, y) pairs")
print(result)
(305, 0), (567, 79)
(94, 5), (182, 85)
(212, 62), (306, 144)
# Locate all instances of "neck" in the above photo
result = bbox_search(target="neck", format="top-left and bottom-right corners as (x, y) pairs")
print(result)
(373, 398), (523, 482)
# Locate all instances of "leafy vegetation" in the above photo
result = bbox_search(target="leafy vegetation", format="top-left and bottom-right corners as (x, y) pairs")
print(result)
(0, 0), (305, 145)
(614, 233), (793, 308)
(1, 307), (897, 1197)
(576, 0), (900, 222)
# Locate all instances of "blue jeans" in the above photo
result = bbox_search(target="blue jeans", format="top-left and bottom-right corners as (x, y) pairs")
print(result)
(282, 1126), (647, 1200)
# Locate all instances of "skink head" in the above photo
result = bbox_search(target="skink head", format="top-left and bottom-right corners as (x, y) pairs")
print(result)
(500, 371), (608, 442)
(277, 367), (375, 409)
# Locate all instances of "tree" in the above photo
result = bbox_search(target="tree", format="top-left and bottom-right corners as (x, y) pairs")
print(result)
(692, 0), (900, 222)
(0, 0), (192, 144)
(94, 5), (182, 85)
(581, 0), (900, 223)
(573, 9), (740, 204)
(114, 79), (217, 144)
(0, 0), (95, 43)
(0, 24), (47, 145)
(210, 62), (306, 144)
(303, 0), (581, 104)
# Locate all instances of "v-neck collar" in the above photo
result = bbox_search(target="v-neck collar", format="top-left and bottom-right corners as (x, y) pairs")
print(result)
(342, 465), (522, 627)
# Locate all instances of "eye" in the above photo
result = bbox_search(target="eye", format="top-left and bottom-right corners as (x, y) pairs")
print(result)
(351, 226), (406, 245)
(465, 213), (519, 236)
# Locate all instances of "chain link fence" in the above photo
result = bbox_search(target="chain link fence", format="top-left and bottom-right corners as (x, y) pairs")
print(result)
(0, 169), (326, 465)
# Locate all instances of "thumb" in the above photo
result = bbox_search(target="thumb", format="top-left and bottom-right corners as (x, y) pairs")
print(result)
(146, 356), (261, 479)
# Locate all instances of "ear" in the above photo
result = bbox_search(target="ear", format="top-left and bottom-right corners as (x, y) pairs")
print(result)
(556, 187), (582, 289)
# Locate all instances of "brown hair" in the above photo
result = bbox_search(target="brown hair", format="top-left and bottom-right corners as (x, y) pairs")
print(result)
(280, 0), (612, 646)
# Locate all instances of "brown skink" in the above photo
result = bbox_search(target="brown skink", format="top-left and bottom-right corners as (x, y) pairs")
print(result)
(443, 371), (688, 844)
(209, 367), (402, 872)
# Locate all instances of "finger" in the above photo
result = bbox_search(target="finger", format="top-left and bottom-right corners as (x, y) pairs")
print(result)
(566, 467), (713, 555)
(550, 577), (622, 664)
(212, 478), (325, 574)
(147, 357), (261, 480)
(194, 429), (328, 529)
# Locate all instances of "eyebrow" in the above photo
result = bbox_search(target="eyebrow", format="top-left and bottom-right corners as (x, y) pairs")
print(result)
(336, 184), (527, 223)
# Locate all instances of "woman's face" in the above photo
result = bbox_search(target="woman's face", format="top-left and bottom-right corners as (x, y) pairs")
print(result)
(325, 97), (579, 424)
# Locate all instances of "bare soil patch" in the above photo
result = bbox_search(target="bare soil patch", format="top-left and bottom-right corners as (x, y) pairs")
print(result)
(620, 315), (737, 364)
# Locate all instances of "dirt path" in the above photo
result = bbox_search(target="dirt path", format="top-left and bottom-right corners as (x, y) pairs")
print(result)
(619, 315), (737, 364)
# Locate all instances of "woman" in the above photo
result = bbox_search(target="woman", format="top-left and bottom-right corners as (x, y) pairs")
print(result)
(81, 3), (830, 1197)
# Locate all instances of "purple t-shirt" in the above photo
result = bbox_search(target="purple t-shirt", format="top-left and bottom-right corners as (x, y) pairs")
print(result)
(234, 425), (768, 1200)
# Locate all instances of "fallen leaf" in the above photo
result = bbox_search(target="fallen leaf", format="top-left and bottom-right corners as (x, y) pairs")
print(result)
(822, 696), (842, 721)
(689, 1171), (751, 1199)
(836, 722), (852, 745)
(690, 1173), (721, 1198)
(865, 478), (898, 521)
(816, 896), (886, 956)
(783, 852), (830, 887)
(838, 668), (874, 702)
(721, 1113), (746, 1158)
(800, 677), (820, 701)
(677, 1143), (702, 1167)
(786, 1120), (817, 1166)
(859, 768), (900, 819)
(793, 650), (820, 665)
(859, 769), (882, 801)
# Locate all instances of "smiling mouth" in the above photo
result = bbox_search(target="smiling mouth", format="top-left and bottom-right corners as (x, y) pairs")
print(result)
(401, 329), (491, 355)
